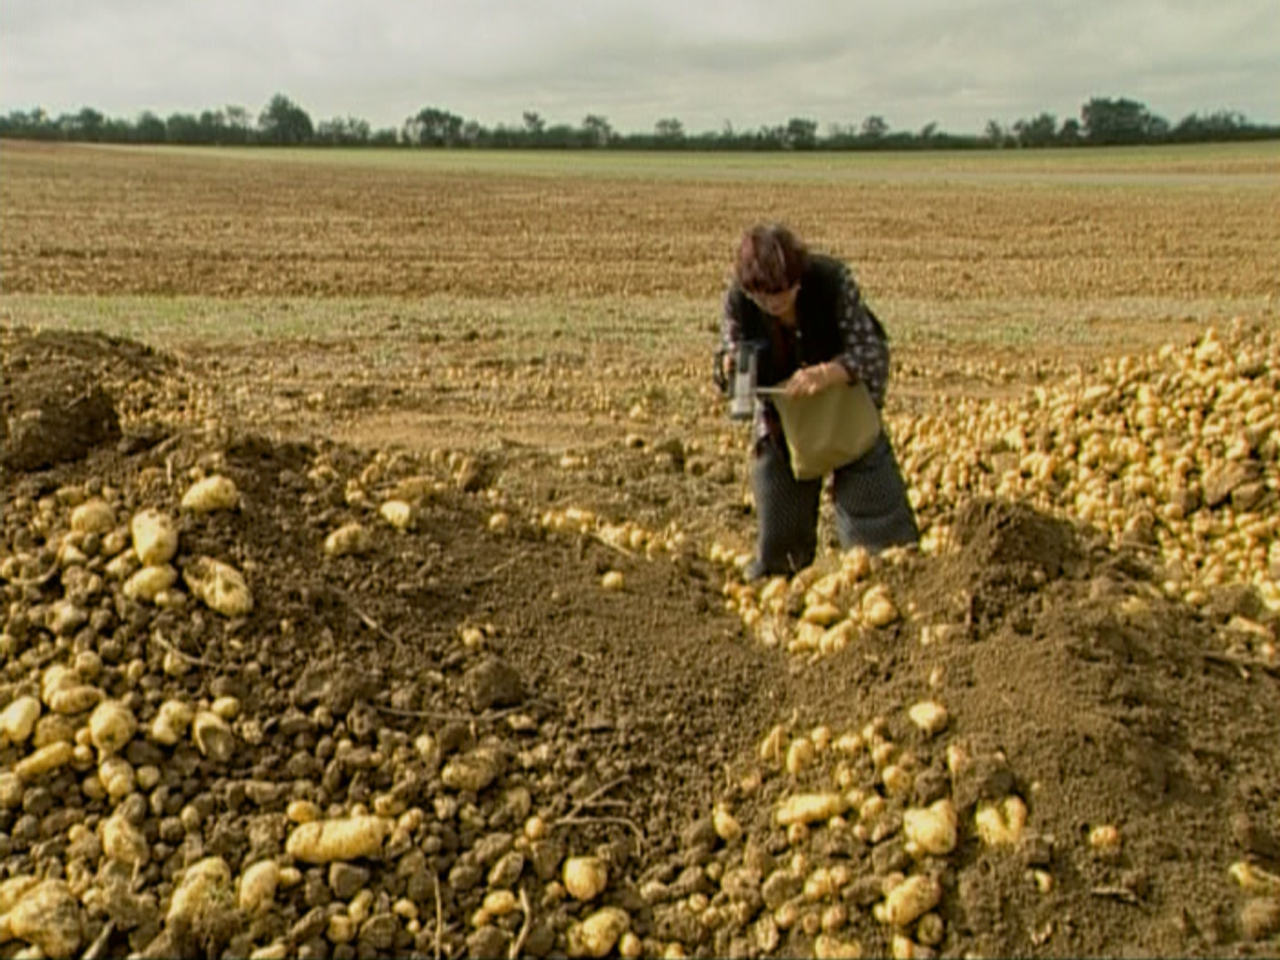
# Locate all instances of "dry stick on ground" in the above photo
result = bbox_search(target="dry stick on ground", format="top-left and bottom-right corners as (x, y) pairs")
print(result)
(373, 702), (529, 724)
(82, 920), (115, 960)
(434, 873), (444, 960)
(561, 775), (632, 820)
(509, 886), (534, 960)
(152, 629), (225, 670)
(463, 552), (527, 590)
(1203, 651), (1280, 679)
(555, 775), (646, 852)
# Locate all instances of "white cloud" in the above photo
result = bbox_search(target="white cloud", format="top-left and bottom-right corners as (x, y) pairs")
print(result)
(1, 0), (1277, 133)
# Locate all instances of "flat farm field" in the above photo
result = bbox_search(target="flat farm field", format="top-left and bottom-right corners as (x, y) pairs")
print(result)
(2, 140), (1280, 960)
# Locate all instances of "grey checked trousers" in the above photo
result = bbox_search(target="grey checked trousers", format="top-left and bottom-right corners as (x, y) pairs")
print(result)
(751, 431), (919, 577)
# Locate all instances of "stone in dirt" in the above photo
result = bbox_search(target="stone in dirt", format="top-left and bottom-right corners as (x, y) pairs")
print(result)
(464, 656), (525, 711)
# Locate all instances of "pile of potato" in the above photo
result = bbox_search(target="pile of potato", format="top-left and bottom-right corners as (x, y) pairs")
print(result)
(622, 705), (1063, 959)
(895, 322), (1279, 610)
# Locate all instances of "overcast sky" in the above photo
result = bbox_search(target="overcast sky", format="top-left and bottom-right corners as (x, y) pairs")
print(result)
(2, 0), (1277, 134)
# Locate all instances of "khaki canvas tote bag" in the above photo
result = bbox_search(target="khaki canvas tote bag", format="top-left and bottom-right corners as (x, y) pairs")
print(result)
(770, 380), (882, 480)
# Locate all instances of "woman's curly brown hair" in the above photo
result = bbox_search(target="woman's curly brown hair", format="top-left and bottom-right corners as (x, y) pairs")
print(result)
(734, 223), (809, 294)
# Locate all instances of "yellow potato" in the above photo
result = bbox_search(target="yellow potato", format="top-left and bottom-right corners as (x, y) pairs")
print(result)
(102, 814), (149, 867)
(379, 500), (415, 530)
(239, 860), (280, 914)
(6, 879), (84, 959)
(131, 509), (179, 566)
(324, 523), (372, 557)
(903, 800), (958, 856)
(88, 700), (137, 755)
(183, 557), (253, 617)
(975, 796), (1027, 847)
(874, 875), (942, 927)
(168, 857), (232, 923)
(285, 817), (393, 863)
(193, 711), (236, 762)
(150, 699), (194, 745)
(570, 906), (630, 958)
(182, 475), (240, 513)
(0, 696), (41, 744)
(776, 793), (847, 826)
(15, 742), (74, 781)
(70, 499), (115, 535)
(563, 856), (609, 902)
(123, 563), (178, 603)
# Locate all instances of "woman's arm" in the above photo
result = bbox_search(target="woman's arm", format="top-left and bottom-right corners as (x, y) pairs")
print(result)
(830, 264), (889, 407)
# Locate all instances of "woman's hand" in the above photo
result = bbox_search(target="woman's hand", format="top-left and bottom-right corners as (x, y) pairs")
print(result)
(784, 362), (848, 397)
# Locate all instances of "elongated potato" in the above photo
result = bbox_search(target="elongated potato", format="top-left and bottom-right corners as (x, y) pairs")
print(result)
(182, 475), (240, 513)
(123, 564), (178, 603)
(183, 557), (253, 617)
(324, 523), (372, 558)
(874, 875), (942, 927)
(0, 696), (41, 744)
(776, 793), (848, 827)
(285, 817), (393, 863)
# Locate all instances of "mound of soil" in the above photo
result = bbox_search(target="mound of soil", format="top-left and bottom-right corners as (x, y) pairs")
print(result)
(752, 501), (1280, 956)
(2, 328), (1277, 959)
(0, 327), (177, 473)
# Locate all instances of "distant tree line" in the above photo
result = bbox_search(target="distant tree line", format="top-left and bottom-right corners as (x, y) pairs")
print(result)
(2, 93), (1276, 150)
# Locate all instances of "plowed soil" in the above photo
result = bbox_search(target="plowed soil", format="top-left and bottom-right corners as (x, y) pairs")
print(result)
(2, 143), (1280, 959)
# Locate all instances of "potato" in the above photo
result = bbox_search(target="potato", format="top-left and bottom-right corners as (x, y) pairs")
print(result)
(193, 710), (236, 762)
(324, 523), (372, 557)
(239, 860), (280, 914)
(182, 475), (240, 513)
(863, 588), (900, 628)
(379, 500), (415, 530)
(0, 772), (23, 808)
(601, 571), (625, 591)
(802, 602), (843, 627)
(786, 737), (816, 775)
(6, 879), (84, 959)
(285, 817), (393, 863)
(814, 934), (864, 958)
(563, 856), (609, 902)
(1088, 824), (1121, 853)
(98, 756), (136, 800)
(903, 800), (958, 857)
(441, 748), (501, 792)
(123, 564), (178, 603)
(1230, 861), (1280, 895)
(131, 509), (179, 566)
(570, 906), (630, 958)
(713, 803), (743, 843)
(776, 793), (847, 826)
(974, 796), (1027, 847)
(150, 699), (195, 745)
(14, 742), (74, 781)
(88, 700), (137, 755)
(168, 857), (232, 924)
(70, 499), (115, 535)
(102, 814), (149, 867)
(907, 702), (949, 737)
(0, 696), (41, 745)
(874, 875), (942, 927)
(483, 889), (519, 916)
(183, 557), (253, 617)
(287, 800), (322, 824)
(882, 765), (914, 797)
